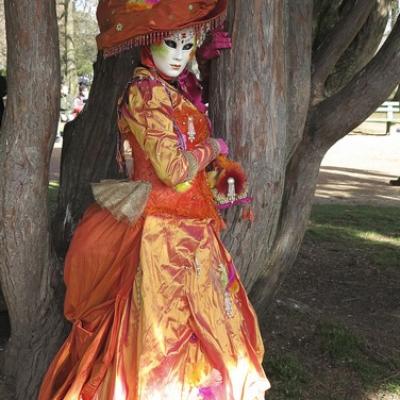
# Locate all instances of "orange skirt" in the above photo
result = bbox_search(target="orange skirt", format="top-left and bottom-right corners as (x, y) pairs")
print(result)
(39, 204), (270, 400)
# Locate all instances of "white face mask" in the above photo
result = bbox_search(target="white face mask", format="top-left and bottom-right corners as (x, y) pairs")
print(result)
(150, 29), (196, 78)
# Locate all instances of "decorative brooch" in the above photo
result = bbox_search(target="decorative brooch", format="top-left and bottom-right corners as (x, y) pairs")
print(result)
(207, 155), (253, 211)
(218, 261), (240, 319)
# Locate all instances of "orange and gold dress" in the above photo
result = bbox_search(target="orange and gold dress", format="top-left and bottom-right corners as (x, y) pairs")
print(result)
(39, 67), (270, 400)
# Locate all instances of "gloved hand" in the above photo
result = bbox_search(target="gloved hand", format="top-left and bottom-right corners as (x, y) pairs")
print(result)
(197, 27), (232, 60)
(216, 138), (229, 156)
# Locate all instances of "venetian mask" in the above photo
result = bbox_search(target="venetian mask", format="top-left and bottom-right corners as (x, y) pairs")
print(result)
(150, 29), (196, 78)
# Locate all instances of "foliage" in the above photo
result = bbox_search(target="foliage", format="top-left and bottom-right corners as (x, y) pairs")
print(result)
(266, 354), (309, 400)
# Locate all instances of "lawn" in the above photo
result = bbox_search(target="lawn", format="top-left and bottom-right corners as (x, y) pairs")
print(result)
(264, 204), (400, 400)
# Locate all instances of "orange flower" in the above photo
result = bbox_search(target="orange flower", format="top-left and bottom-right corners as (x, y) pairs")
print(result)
(214, 156), (247, 196)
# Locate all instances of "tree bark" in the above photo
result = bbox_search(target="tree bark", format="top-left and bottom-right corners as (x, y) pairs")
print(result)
(209, 0), (315, 312)
(394, 85), (400, 101)
(0, 1), (64, 398)
(325, 0), (390, 97)
(0, 3), (6, 70)
(312, 0), (376, 102)
(209, 0), (286, 287)
(310, 15), (400, 148)
(210, 0), (400, 315)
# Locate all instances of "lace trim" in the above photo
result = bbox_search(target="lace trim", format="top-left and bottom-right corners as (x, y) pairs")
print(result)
(207, 138), (220, 159)
(183, 151), (199, 181)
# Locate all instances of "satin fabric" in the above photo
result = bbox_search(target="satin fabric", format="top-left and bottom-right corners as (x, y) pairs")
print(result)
(96, 0), (227, 54)
(39, 67), (270, 399)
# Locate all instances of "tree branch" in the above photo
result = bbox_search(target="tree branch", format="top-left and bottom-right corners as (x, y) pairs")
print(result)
(309, 16), (400, 149)
(311, 0), (376, 102)
(284, 0), (313, 162)
(324, 1), (390, 97)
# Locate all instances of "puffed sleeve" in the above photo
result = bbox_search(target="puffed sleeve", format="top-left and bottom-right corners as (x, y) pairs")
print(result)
(119, 79), (219, 188)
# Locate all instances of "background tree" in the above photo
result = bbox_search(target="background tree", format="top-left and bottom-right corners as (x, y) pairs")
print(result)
(58, 0), (78, 95)
(0, 0), (399, 398)
(389, 0), (400, 100)
(0, 0), (64, 399)
(0, 3), (6, 73)
(73, 3), (98, 77)
(57, 0), (98, 94)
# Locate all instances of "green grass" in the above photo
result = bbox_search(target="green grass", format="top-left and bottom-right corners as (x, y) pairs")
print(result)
(317, 321), (363, 362)
(309, 206), (400, 392)
(267, 318), (400, 399)
(384, 382), (400, 395)
(307, 204), (400, 269)
(48, 180), (59, 215)
(308, 205), (400, 242)
(266, 354), (309, 400)
(267, 204), (400, 399)
(316, 320), (400, 391)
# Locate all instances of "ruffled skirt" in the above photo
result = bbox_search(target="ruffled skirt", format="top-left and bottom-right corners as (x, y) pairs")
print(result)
(39, 205), (270, 400)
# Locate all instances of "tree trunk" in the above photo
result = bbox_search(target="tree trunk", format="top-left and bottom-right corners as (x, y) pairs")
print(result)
(324, 0), (390, 97)
(0, 1), (64, 398)
(394, 84), (400, 101)
(210, 0), (400, 314)
(209, 0), (316, 312)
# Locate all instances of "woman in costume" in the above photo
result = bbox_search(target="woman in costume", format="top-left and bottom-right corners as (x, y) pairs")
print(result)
(39, 1), (270, 399)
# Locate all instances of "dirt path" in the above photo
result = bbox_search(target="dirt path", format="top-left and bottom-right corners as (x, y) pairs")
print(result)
(316, 132), (400, 206)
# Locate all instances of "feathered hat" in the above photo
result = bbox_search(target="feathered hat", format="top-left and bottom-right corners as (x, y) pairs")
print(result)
(96, 0), (228, 58)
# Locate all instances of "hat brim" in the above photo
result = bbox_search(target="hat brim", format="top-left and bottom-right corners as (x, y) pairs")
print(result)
(97, 0), (227, 58)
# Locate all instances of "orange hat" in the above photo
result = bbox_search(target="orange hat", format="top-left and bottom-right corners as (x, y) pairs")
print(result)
(97, 0), (228, 58)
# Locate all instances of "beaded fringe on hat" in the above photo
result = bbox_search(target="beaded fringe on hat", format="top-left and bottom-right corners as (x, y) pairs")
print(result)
(103, 10), (226, 58)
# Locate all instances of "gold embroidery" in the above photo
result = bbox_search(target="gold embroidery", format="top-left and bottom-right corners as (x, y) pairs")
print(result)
(207, 138), (220, 159)
(183, 151), (199, 181)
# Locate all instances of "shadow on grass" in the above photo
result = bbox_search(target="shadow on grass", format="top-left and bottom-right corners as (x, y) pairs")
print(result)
(264, 204), (400, 400)
(265, 318), (400, 400)
(307, 205), (400, 270)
